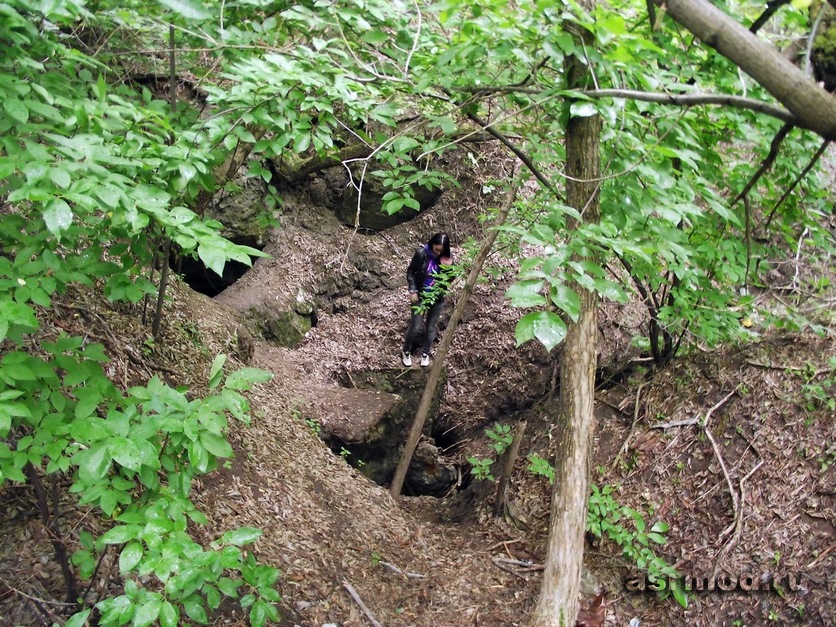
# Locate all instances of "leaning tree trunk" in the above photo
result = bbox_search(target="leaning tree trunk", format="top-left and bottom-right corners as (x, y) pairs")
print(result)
(530, 9), (602, 627)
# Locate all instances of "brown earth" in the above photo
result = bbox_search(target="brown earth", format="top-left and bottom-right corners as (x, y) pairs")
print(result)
(1, 148), (834, 627)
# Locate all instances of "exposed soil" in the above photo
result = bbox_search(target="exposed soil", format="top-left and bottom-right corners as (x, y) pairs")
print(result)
(1, 146), (835, 627)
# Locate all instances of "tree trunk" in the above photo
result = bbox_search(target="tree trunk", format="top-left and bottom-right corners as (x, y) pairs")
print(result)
(193, 126), (267, 216)
(530, 11), (602, 627)
(656, 0), (836, 140)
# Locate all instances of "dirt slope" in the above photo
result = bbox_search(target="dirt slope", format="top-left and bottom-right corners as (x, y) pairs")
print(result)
(190, 173), (834, 626)
(1, 147), (834, 627)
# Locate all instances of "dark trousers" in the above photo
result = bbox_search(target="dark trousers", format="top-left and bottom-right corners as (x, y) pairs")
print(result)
(402, 297), (444, 355)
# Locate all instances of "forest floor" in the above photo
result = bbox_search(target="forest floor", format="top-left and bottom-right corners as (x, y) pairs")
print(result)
(1, 151), (835, 627)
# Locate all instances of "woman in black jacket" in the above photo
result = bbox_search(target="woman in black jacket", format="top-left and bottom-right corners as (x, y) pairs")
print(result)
(401, 232), (452, 367)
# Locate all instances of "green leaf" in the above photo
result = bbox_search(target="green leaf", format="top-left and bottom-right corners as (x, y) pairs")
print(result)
(224, 367), (272, 391)
(209, 354), (227, 390)
(0, 401), (32, 419)
(83, 343), (110, 363)
(221, 527), (262, 546)
(650, 521), (669, 533)
(295, 132), (310, 153)
(570, 102), (598, 118)
(74, 390), (102, 421)
(705, 197), (742, 227)
(552, 285), (581, 323)
(3, 97), (29, 124)
(77, 440), (112, 483)
(95, 185), (122, 209)
(109, 437), (143, 471)
(240, 593), (256, 608)
(159, 601), (179, 627)
(505, 280), (547, 308)
(132, 596), (162, 627)
(206, 585), (221, 609)
(50, 167), (72, 189)
(0, 300), (37, 329)
(183, 595), (208, 624)
(189, 441), (210, 473)
(259, 587), (281, 603)
(99, 525), (139, 545)
(119, 541), (144, 573)
(199, 432), (233, 458)
(217, 577), (241, 597)
(250, 599), (268, 627)
(515, 311), (567, 352)
(44, 199), (73, 236)
(197, 244), (226, 276)
(157, 0), (211, 20)
(65, 609), (92, 627)
(360, 29), (388, 44)
(671, 582), (688, 608)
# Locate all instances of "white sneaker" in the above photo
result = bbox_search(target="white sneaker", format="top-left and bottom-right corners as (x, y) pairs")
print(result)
(401, 351), (412, 367)
(420, 353), (430, 367)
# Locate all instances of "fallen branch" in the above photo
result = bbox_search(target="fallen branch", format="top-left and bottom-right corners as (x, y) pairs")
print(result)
(492, 557), (544, 570)
(379, 561), (426, 579)
(486, 538), (522, 552)
(490, 557), (539, 580)
(806, 542), (836, 570)
(0, 576), (76, 607)
(650, 417), (699, 430)
(715, 458), (765, 572)
(342, 579), (382, 627)
(699, 387), (741, 544)
(746, 360), (831, 376)
(611, 384), (646, 468)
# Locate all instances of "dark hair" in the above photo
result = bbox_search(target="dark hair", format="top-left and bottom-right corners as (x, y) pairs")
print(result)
(427, 232), (451, 258)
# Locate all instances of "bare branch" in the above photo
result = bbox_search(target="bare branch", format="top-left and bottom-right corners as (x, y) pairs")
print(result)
(342, 580), (382, 627)
(458, 84), (799, 125)
(763, 139), (831, 231)
(731, 121), (793, 206)
(466, 111), (558, 195)
(583, 89), (797, 123)
(749, 0), (791, 35)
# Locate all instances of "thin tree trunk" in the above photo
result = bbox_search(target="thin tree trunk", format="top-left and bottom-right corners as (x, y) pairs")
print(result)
(531, 9), (602, 625)
(24, 464), (79, 604)
(493, 420), (527, 517)
(389, 175), (521, 498)
(152, 26), (176, 341)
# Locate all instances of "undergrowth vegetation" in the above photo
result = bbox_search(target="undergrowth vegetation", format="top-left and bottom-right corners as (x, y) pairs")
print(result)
(472, 424), (684, 606)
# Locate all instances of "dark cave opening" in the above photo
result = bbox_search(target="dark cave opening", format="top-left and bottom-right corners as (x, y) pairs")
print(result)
(175, 243), (264, 297)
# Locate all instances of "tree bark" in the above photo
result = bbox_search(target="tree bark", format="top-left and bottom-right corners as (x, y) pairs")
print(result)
(193, 125), (266, 216)
(655, 0), (836, 140)
(272, 143), (375, 184)
(531, 11), (602, 627)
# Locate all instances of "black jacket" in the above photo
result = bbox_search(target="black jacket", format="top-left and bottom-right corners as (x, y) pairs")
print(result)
(406, 246), (452, 296)
(406, 246), (431, 294)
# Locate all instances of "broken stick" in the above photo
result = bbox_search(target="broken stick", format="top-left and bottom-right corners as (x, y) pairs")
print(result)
(342, 579), (382, 627)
